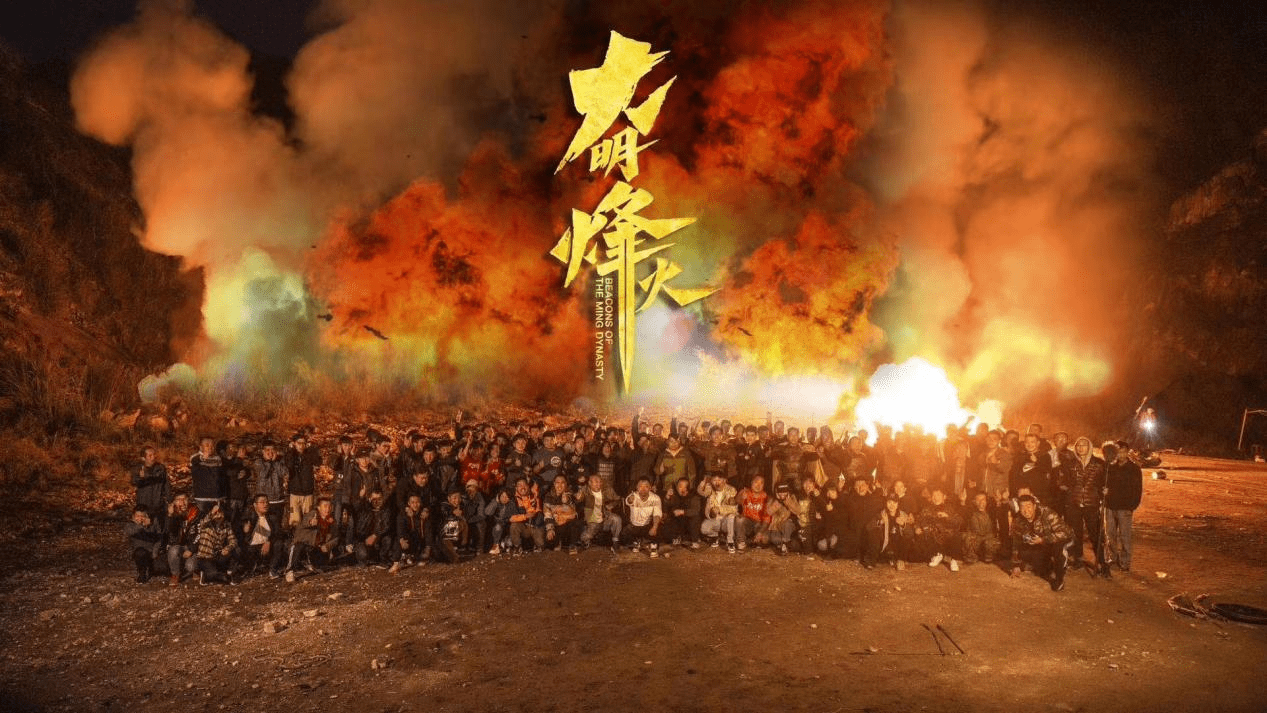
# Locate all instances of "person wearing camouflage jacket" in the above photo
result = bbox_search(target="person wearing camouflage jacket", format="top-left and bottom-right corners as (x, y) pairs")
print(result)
(1010, 495), (1074, 591)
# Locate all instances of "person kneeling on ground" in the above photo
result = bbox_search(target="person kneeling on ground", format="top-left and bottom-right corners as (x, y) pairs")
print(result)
(286, 498), (339, 582)
(698, 473), (739, 554)
(125, 506), (163, 583)
(193, 503), (235, 585)
(880, 495), (916, 570)
(543, 475), (581, 553)
(962, 492), (1000, 565)
(165, 494), (201, 585)
(736, 475), (772, 552)
(916, 487), (963, 572)
(239, 494), (285, 579)
(354, 491), (394, 568)
(436, 490), (469, 563)
(766, 483), (801, 555)
(1010, 494), (1074, 592)
(578, 473), (622, 551)
(507, 478), (546, 553)
(624, 477), (663, 557)
(390, 493), (430, 574)
(661, 477), (702, 549)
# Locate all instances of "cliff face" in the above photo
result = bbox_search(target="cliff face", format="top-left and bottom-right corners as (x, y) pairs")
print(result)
(1139, 129), (1267, 453)
(0, 47), (197, 431)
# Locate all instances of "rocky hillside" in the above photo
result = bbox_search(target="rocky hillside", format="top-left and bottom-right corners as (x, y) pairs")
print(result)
(1142, 129), (1267, 453)
(0, 45), (196, 439)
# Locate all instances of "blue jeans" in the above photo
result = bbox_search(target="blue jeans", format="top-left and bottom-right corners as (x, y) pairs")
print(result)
(1106, 509), (1134, 569)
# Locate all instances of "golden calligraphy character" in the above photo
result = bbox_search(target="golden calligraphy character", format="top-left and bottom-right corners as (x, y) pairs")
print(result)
(555, 31), (676, 176)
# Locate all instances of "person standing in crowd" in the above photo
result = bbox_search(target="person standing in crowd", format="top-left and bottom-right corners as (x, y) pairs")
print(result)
(462, 480), (489, 554)
(131, 445), (169, 517)
(254, 442), (288, 522)
(1103, 441), (1143, 573)
(1062, 436), (1110, 578)
(285, 433), (321, 528)
(189, 437), (226, 515)
(1010, 434), (1053, 503)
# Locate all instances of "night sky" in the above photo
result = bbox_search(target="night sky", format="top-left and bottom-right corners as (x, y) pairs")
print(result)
(1, 0), (1265, 191)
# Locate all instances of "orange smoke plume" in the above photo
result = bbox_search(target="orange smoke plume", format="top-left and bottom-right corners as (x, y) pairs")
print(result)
(307, 143), (593, 400)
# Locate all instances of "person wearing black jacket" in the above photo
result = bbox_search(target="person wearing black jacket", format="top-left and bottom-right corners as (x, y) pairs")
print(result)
(189, 437), (226, 514)
(1103, 441), (1143, 572)
(131, 446), (169, 516)
(1009, 434), (1053, 504)
(285, 434), (322, 528)
(239, 495), (286, 578)
(841, 478), (886, 568)
(164, 494), (201, 584)
(1061, 437), (1110, 577)
(222, 441), (250, 531)
(353, 491), (394, 566)
(661, 477), (703, 548)
(125, 506), (163, 583)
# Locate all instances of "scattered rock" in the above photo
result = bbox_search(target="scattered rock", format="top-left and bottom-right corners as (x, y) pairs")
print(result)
(327, 593), (344, 601)
(1155, 572), (1168, 579)
(263, 621), (284, 634)
(303, 609), (319, 618)
(810, 624), (818, 629)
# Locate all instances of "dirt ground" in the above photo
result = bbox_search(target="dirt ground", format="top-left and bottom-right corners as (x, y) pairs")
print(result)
(1, 454), (1265, 713)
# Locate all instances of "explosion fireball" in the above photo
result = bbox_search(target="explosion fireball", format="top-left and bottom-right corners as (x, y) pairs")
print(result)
(68, 0), (1156, 424)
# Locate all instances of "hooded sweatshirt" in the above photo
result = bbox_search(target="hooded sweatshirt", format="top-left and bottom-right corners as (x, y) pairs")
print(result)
(1062, 437), (1106, 508)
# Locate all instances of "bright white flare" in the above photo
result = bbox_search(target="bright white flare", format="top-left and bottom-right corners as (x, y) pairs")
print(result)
(855, 357), (1003, 433)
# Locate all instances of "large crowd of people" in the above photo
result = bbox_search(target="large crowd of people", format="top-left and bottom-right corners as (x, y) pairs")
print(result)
(125, 409), (1145, 593)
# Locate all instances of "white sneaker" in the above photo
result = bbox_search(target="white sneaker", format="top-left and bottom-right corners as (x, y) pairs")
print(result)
(737, 542), (747, 552)
(631, 543), (641, 554)
(284, 570), (295, 583)
(949, 559), (960, 572)
(388, 562), (401, 575)
(928, 553), (944, 568)
(896, 560), (906, 571)
(488, 544), (501, 555)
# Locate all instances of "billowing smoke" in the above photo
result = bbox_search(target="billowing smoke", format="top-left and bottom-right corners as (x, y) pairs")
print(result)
(69, 0), (1160, 415)
(865, 0), (1159, 408)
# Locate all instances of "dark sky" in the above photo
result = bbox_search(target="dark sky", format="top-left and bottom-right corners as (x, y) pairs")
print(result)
(1, 0), (1265, 188)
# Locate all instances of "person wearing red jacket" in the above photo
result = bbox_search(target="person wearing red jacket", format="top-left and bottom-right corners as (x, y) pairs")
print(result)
(735, 475), (772, 551)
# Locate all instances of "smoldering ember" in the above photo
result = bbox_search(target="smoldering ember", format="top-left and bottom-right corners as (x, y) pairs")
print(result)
(3, 1), (1267, 712)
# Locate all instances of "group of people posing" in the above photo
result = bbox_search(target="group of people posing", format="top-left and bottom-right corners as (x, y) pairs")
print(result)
(124, 409), (1145, 593)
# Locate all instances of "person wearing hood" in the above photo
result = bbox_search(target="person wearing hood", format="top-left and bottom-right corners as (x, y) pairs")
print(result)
(1061, 436), (1110, 578)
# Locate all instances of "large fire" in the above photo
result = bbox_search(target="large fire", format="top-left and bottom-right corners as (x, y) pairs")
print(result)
(68, 0), (1152, 419)
(855, 357), (1004, 435)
